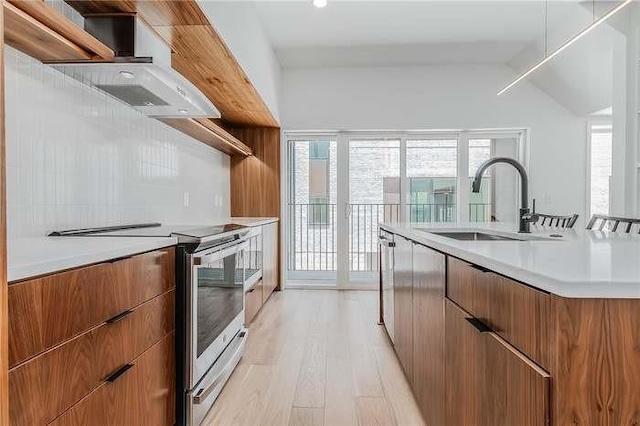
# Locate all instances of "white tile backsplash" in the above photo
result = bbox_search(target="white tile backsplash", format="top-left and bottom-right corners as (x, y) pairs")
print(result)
(6, 47), (231, 239)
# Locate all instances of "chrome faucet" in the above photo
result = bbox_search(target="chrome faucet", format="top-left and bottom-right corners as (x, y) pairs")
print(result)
(471, 157), (537, 233)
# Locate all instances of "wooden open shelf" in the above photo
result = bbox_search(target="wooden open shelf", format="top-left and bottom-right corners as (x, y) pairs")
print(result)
(4, 0), (113, 62)
(159, 118), (253, 157)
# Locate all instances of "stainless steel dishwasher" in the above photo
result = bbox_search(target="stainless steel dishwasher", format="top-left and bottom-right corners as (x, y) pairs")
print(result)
(379, 229), (396, 343)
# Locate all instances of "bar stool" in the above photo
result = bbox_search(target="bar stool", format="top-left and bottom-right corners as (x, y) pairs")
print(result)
(586, 214), (640, 233)
(533, 213), (579, 229)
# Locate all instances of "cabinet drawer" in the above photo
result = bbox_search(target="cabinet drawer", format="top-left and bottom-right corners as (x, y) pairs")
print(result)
(8, 248), (175, 367)
(445, 300), (549, 426)
(245, 280), (263, 324)
(9, 290), (175, 426)
(49, 332), (176, 426)
(447, 256), (551, 369)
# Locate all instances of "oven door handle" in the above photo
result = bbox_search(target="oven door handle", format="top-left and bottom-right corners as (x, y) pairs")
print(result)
(193, 329), (248, 404)
(194, 241), (249, 266)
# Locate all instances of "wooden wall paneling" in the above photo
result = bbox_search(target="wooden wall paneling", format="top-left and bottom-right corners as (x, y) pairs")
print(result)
(7, 0), (114, 60)
(229, 127), (281, 217)
(552, 297), (640, 425)
(0, 4), (8, 425)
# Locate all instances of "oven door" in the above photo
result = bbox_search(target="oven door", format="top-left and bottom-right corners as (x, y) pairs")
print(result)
(189, 240), (247, 386)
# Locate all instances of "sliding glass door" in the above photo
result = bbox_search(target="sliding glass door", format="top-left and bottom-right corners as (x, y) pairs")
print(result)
(286, 130), (525, 287)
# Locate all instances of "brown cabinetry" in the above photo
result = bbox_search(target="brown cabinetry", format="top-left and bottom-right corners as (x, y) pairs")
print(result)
(392, 235), (413, 380)
(447, 256), (551, 370)
(49, 332), (175, 426)
(384, 229), (640, 426)
(245, 279), (264, 324)
(411, 243), (445, 426)
(8, 248), (175, 367)
(445, 300), (549, 426)
(243, 221), (279, 326)
(262, 221), (278, 303)
(8, 248), (176, 425)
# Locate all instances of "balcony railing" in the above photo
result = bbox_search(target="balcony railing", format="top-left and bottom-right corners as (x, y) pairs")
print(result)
(288, 202), (490, 272)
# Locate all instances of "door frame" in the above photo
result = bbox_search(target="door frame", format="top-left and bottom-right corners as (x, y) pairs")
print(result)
(282, 129), (528, 290)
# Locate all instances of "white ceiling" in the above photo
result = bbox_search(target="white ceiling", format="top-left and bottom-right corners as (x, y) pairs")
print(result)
(252, 0), (582, 67)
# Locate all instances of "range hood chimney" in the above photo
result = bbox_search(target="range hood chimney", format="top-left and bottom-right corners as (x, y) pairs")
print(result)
(52, 15), (220, 119)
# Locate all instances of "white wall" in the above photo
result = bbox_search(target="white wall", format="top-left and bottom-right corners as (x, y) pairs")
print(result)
(5, 47), (231, 239)
(282, 64), (587, 223)
(199, 1), (281, 123)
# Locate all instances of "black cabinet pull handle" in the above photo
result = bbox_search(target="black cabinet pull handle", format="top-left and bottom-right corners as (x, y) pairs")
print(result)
(105, 309), (133, 324)
(465, 317), (492, 333)
(470, 264), (491, 273)
(105, 363), (134, 383)
(247, 288), (255, 293)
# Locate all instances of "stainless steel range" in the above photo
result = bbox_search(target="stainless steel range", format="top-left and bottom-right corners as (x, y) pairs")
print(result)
(172, 224), (250, 426)
(49, 222), (251, 426)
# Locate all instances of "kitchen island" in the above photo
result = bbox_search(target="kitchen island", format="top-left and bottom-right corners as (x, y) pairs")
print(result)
(379, 222), (640, 426)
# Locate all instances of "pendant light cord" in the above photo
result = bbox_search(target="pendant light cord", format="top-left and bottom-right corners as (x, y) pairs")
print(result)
(544, 0), (548, 58)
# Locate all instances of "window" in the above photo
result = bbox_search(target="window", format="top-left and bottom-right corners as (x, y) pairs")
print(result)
(589, 122), (613, 216)
(406, 139), (457, 222)
(469, 139), (492, 221)
(308, 141), (331, 226)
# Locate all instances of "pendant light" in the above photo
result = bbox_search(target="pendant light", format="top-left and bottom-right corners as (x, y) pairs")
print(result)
(497, 0), (633, 96)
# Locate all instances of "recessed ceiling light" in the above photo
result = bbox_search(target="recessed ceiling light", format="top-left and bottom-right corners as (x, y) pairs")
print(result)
(313, 0), (327, 8)
(119, 70), (135, 79)
(178, 109), (188, 114)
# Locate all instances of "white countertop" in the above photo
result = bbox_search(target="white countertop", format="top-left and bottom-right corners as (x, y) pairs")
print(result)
(381, 222), (640, 299)
(8, 217), (278, 282)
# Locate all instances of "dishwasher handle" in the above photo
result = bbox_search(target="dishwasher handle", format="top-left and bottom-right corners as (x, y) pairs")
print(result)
(378, 235), (396, 248)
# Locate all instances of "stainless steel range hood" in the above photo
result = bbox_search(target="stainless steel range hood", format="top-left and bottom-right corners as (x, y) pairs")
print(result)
(52, 16), (220, 119)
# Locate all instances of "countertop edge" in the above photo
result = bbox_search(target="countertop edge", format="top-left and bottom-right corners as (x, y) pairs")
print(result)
(9, 237), (178, 283)
(380, 223), (640, 299)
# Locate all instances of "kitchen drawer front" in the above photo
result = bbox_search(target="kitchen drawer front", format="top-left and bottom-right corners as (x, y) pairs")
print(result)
(447, 256), (551, 370)
(49, 332), (176, 426)
(262, 221), (278, 304)
(9, 290), (175, 426)
(8, 248), (175, 367)
(245, 280), (263, 325)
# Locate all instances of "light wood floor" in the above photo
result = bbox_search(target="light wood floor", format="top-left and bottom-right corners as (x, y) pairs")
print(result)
(203, 290), (425, 426)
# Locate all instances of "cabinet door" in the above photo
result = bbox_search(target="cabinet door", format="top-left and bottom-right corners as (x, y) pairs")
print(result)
(392, 236), (413, 380)
(412, 243), (445, 425)
(262, 222), (278, 304)
(483, 333), (549, 426)
(445, 300), (549, 426)
(245, 280), (264, 325)
(445, 300), (485, 425)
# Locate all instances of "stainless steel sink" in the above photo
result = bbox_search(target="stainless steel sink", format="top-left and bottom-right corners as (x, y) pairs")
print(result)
(429, 231), (523, 241)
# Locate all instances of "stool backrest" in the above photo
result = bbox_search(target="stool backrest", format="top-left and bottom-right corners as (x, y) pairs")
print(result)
(586, 214), (640, 233)
(534, 213), (579, 229)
